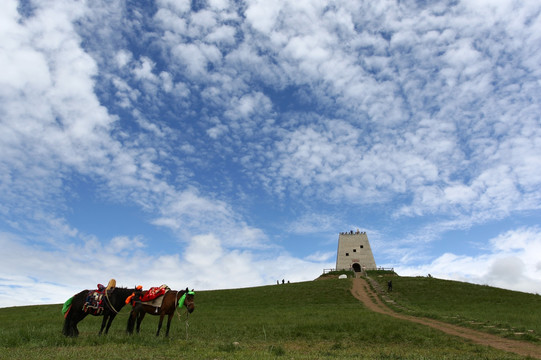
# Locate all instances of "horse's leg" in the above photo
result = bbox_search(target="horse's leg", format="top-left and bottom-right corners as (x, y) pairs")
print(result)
(72, 312), (88, 337)
(127, 311), (135, 334)
(136, 312), (145, 334)
(156, 314), (165, 336)
(66, 318), (76, 337)
(165, 313), (174, 337)
(68, 315), (77, 337)
(99, 314), (108, 335)
(104, 313), (116, 334)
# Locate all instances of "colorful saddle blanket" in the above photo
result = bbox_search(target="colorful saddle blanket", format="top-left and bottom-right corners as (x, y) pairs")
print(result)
(82, 290), (104, 315)
(140, 286), (168, 302)
(139, 286), (171, 311)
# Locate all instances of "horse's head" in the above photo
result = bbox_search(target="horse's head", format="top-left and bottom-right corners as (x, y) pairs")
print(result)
(181, 287), (195, 313)
(133, 286), (145, 300)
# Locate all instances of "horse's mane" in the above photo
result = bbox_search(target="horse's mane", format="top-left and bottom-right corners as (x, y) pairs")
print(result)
(113, 286), (138, 290)
(110, 287), (139, 296)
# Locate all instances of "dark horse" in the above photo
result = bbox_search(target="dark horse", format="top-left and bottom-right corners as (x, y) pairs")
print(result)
(127, 288), (195, 337)
(62, 287), (138, 337)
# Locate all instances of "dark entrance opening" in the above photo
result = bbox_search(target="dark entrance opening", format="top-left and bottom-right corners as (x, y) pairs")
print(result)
(352, 263), (361, 272)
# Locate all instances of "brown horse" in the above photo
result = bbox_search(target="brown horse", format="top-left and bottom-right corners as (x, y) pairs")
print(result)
(126, 288), (195, 336)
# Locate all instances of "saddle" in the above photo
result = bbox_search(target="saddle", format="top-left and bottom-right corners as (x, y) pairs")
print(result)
(83, 290), (105, 314)
(136, 285), (170, 313)
(82, 279), (116, 315)
(140, 285), (169, 302)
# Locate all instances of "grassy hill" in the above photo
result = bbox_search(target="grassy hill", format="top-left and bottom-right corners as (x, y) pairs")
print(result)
(368, 272), (541, 342)
(0, 276), (538, 359)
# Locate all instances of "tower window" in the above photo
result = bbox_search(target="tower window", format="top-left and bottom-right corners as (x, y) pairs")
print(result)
(353, 249), (357, 252)
(345, 252), (349, 256)
(360, 245), (364, 249)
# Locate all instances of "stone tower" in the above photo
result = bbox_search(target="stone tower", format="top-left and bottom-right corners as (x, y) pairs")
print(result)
(336, 230), (376, 272)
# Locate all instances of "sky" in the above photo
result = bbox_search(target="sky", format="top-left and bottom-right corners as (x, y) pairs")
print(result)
(1, 0), (541, 308)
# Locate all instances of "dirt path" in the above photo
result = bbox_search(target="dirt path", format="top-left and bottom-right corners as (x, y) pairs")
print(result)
(351, 277), (541, 359)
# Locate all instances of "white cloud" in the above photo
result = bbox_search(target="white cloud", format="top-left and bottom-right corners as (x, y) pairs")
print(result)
(114, 49), (132, 68)
(109, 235), (145, 253)
(172, 42), (222, 78)
(205, 25), (236, 45)
(154, 8), (187, 34)
(0, 229), (329, 307)
(223, 92), (273, 137)
(185, 233), (223, 266)
(191, 10), (217, 30)
(287, 213), (338, 234)
(208, 0), (230, 11)
(305, 251), (335, 263)
(444, 184), (476, 205)
(244, 0), (282, 34)
(133, 57), (157, 81)
(0, 0), (117, 217)
(2, 0), (541, 308)
(397, 227), (541, 295)
(157, 0), (191, 14)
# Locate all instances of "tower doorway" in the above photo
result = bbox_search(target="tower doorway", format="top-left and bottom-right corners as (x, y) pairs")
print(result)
(352, 263), (361, 272)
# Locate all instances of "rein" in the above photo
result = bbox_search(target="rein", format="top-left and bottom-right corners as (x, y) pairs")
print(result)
(175, 291), (188, 321)
(104, 289), (120, 314)
(175, 290), (195, 340)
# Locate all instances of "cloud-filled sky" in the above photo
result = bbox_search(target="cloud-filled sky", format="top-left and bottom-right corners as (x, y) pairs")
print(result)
(1, 0), (541, 307)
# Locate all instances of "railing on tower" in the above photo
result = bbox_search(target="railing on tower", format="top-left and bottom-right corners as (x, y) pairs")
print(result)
(323, 267), (394, 274)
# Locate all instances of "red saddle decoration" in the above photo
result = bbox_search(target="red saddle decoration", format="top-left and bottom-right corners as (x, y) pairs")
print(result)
(140, 286), (167, 302)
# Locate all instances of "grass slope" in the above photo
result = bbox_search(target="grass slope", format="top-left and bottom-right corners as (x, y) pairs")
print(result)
(0, 278), (532, 359)
(369, 272), (541, 343)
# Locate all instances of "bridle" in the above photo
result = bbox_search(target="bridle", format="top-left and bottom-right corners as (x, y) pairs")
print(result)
(175, 289), (195, 339)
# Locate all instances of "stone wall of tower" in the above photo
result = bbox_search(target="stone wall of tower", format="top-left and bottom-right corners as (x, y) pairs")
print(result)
(335, 231), (376, 271)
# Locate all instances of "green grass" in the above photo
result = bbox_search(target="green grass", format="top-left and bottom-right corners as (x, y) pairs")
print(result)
(0, 278), (531, 359)
(370, 274), (541, 342)
(319, 270), (355, 278)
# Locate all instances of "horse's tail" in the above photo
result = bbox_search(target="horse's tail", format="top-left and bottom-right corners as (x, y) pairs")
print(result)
(62, 297), (73, 317)
(62, 305), (73, 336)
(61, 296), (74, 336)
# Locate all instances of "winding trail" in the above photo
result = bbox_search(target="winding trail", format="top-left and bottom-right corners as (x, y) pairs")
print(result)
(351, 277), (541, 359)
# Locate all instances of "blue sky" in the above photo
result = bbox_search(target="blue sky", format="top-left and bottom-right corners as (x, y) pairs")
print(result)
(1, 0), (541, 307)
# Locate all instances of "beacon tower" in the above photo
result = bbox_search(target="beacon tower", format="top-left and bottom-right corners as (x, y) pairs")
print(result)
(336, 230), (376, 272)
